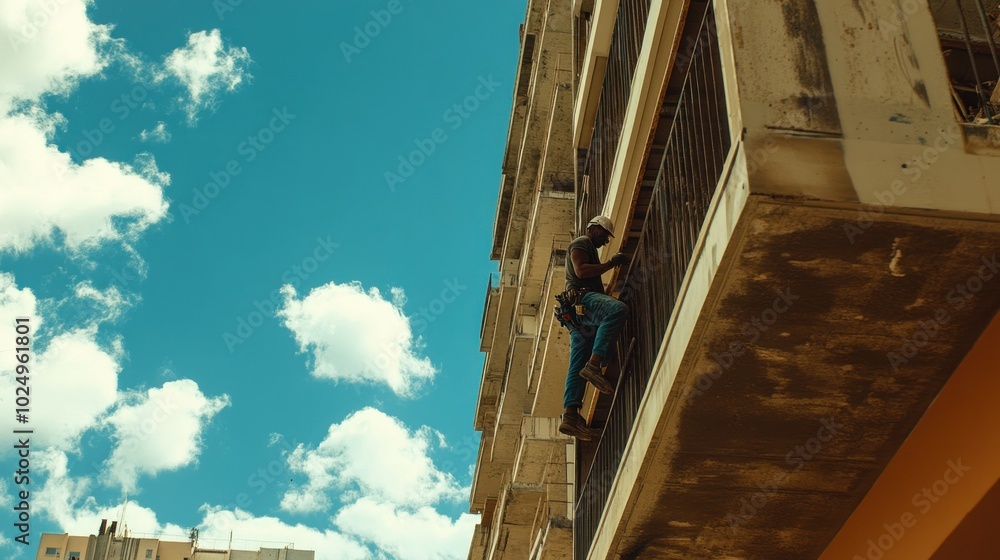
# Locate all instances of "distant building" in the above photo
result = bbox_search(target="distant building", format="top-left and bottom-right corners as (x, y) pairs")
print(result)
(469, 0), (1000, 558)
(36, 520), (314, 560)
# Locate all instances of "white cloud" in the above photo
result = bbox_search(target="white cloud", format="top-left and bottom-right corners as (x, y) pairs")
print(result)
(278, 282), (436, 396)
(29, 406), (477, 560)
(281, 407), (463, 514)
(0, 111), (170, 254)
(72, 280), (133, 323)
(139, 121), (171, 143)
(25, 328), (120, 448)
(134, 151), (170, 184)
(0, 479), (10, 508)
(0, 274), (119, 453)
(0, 275), (228, 495)
(0, 2), (171, 256)
(104, 379), (230, 492)
(0, 0), (112, 108)
(158, 29), (250, 121)
(34, 449), (190, 538)
(34, 451), (368, 560)
(0, 276), (119, 450)
(198, 507), (369, 559)
(336, 498), (479, 560)
(0, 271), (39, 330)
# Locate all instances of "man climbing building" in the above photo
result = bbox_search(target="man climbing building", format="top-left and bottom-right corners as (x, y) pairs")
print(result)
(558, 215), (630, 440)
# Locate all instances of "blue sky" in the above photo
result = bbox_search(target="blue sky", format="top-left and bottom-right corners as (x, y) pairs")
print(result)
(0, 1), (524, 557)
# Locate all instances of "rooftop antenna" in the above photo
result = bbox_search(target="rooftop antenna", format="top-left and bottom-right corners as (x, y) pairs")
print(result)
(117, 493), (129, 537)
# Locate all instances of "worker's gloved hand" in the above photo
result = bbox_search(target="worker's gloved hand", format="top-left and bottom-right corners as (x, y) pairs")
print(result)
(611, 252), (632, 267)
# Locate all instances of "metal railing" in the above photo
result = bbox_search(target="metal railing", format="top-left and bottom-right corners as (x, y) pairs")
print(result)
(578, 0), (652, 230)
(933, 0), (1000, 122)
(480, 273), (498, 344)
(573, 3), (731, 558)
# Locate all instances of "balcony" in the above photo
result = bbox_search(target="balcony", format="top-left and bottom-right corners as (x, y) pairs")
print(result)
(472, 3), (581, 559)
(577, 0), (653, 230)
(571, 0), (1000, 558)
(574, 3), (730, 557)
(930, 0), (1000, 155)
(493, 0), (574, 262)
(931, 0), (1000, 124)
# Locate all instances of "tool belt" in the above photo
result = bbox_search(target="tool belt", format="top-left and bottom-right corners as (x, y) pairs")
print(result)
(554, 288), (587, 329)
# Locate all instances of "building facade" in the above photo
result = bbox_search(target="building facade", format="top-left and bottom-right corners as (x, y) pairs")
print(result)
(469, 0), (1000, 559)
(36, 521), (314, 560)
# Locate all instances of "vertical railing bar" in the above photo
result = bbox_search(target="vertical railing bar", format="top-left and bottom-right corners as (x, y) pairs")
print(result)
(973, 0), (1000, 94)
(693, 38), (714, 215)
(677, 97), (692, 270)
(681, 95), (696, 275)
(668, 150), (683, 314)
(709, 29), (726, 183)
(682, 89), (699, 267)
(694, 38), (717, 191)
(711, 23), (731, 161)
(954, 0), (993, 120)
(673, 115), (689, 285)
(704, 7), (722, 163)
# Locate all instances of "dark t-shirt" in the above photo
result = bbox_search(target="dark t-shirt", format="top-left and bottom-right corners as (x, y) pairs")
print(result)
(565, 235), (605, 294)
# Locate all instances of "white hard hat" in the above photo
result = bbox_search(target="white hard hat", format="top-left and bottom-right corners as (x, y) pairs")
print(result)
(587, 216), (616, 237)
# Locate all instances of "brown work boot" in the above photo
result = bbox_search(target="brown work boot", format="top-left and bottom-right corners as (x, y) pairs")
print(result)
(559, 410), (597, 440)
(579, 362), (614, 394)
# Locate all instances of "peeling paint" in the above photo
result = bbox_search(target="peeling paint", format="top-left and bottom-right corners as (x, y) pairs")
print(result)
(779, 2), (843, 132)
(892, 30), (931, 107)
(889, 237), (907, 277)
(851, 0), (871, 21)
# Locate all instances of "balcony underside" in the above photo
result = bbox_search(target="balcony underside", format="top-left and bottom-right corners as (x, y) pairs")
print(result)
(606, 198), (1000, 559)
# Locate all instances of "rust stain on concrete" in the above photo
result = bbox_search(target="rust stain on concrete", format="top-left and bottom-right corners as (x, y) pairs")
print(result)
(613, 202), (1000, 559)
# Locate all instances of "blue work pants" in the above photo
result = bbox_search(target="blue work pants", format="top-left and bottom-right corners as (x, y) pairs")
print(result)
(563, 291), (628, 409)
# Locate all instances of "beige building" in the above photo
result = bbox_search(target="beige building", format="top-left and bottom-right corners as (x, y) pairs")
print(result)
(36, 521), (314, 560)
(469, 0), (1000, 559)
